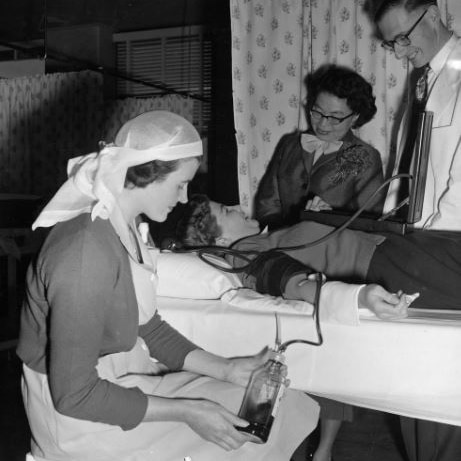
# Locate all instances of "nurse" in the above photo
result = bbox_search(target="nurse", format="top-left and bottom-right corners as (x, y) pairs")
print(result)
(17, 111), (317, 460)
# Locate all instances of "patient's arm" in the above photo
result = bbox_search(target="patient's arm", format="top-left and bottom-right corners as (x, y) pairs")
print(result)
(358, 284), (416, 319)
(284, 273), (416, 320)
(243, 251), (415, 320)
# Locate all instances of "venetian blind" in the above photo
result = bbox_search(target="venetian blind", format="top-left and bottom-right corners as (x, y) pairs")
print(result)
(113, 26), (212, 134)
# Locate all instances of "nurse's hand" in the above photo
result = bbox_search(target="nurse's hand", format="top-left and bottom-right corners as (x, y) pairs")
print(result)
(358, 284), (419, 320)
(305, 195), (332, 212)
(184, 399), (261, 450)
(225, 347), (287, 387)
(183, 348), (285, 390)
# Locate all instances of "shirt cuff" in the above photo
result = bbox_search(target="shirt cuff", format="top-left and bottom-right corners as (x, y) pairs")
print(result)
(319, 281), (363, 326)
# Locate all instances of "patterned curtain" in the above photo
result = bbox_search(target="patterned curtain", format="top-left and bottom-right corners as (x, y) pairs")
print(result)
(102, 94), (195, 143)
(0, 70), (103, 196)
(231, 0), (460, 215)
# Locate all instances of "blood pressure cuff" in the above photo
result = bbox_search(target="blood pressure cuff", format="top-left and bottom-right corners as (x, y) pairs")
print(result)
(244, 250), (313, 297)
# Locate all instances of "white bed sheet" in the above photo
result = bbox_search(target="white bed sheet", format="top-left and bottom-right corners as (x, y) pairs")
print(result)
(158, 291), (461, 427)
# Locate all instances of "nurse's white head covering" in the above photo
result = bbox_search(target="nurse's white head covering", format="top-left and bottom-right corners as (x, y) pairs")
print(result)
(32, 110), (202, 230)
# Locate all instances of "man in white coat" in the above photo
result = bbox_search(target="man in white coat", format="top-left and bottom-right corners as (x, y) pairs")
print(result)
(378, 0), (461, 231)
(373, 1), (461, 460)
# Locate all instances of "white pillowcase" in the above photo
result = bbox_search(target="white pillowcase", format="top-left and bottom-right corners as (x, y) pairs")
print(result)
(156, 251), (242, 299)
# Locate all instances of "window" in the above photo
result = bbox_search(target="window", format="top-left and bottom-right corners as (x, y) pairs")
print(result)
(113, 26), (212, 135)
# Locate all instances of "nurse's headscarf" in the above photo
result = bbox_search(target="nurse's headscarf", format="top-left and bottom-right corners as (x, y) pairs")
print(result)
(32, 110), (202, 230)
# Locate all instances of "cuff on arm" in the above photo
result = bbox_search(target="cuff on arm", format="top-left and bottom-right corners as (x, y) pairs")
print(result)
(246, 251), (313, 296)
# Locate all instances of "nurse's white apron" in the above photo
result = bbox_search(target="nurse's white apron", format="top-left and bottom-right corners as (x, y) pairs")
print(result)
(22, 211), (319, 460)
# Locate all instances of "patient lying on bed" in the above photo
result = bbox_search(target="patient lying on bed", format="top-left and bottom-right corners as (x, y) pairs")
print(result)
(176, 194), (460, 311)
(174, 194), (423, 321)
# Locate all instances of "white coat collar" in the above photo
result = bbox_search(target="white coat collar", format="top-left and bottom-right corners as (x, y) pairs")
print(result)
(427, 36), (461, 128)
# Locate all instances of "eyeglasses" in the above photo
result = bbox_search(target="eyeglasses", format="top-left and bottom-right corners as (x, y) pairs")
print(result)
(381, 9), (428, 52)
(310, 108), (355, 126)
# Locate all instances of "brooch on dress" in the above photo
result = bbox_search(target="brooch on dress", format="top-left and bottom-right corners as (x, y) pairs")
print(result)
(328, 144), (372, 185)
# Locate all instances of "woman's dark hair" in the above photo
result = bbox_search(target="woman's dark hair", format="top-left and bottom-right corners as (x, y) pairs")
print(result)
(124, 159), (181, 188)
(372, 0), (437, 22)
(124, 156), (200, 189)
(306, 64), (377, 128)
(176, 194), (221, 246)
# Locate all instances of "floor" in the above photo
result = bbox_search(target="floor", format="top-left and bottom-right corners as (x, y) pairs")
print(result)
(0, 350), (30, 461)
(325, 409), (407, 461)
(288, 405), (407, 461)
(0, 348), (408, 461)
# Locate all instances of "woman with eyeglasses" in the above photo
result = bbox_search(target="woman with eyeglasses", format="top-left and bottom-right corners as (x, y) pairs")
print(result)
(255, 64), (385, 231)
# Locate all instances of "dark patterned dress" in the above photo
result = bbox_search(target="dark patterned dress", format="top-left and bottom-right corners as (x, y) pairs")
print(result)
(255, 130), (385, 230)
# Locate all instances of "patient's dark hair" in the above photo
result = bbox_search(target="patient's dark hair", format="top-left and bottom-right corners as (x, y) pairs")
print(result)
(372, 0), (437, 22)
(306, 64), (377, 128)
(176, 194), (222, 246)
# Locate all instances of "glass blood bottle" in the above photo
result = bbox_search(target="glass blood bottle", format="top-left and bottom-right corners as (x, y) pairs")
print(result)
(237, 350), (287, 443)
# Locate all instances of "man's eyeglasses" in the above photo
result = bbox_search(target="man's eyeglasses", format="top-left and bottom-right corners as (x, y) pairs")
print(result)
(381, 9), (428, 52)
(310, 109), (355, 126)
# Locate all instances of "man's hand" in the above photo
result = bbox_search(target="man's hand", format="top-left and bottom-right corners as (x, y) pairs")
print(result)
(358, 284), (419, 320)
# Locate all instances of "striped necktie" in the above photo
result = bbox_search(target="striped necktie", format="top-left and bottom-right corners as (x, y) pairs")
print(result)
(414, 64), (430, 111)
(396, 64), (431, 211)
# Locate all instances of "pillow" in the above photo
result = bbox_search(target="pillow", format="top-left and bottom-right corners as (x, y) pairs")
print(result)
(156, 251), (242, 299)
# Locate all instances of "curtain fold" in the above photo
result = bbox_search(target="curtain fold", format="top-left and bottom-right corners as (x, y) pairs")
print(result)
(231, 0), (459, 215)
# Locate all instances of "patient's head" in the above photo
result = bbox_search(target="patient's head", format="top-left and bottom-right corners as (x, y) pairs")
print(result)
(177, 194), (260, 247)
